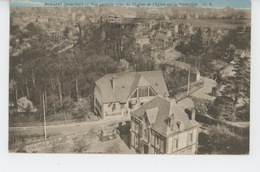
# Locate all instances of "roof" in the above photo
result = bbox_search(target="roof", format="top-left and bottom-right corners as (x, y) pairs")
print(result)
(145, 108), (158, 124)
(132, 96), (198, 136)
(95, 71), (169, 103)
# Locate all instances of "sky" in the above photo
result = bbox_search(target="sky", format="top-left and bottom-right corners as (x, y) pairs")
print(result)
(10, 0), (251, 9)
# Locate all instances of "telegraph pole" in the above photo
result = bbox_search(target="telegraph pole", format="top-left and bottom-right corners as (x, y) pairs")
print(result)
(187, 65), (191, 96)
(43, 93), (47, 140)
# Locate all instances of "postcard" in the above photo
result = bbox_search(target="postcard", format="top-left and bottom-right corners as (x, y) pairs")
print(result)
(8, 0), (251, 155)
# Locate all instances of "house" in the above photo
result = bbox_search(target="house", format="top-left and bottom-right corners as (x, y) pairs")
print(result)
(16, 97), (37, 114)
(94, 71), (169, 119)
(130, 96), (200, 154)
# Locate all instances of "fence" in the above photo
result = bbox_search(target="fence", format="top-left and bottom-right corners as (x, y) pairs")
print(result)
(175, 79), (205, 101)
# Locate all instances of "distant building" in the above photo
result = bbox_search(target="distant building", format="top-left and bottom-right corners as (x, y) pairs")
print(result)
(94, 71), (169, 119)
(130, 96), (200, 154)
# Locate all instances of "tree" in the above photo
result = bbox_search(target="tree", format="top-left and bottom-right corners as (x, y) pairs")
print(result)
(220, 56), (250, 120)
(90, 55), (118, 74)
(62, 97), (75, 123)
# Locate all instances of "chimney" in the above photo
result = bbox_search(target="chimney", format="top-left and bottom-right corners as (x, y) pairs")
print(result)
(168, 114), (175, 131)
(111, 75), (116, 92)
(191, 109), (196, 121)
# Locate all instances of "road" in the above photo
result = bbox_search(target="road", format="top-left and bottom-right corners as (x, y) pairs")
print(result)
(9, 116), (130, 136)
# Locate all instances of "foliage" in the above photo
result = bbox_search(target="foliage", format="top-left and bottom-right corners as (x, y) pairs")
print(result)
(207, 125), (249, 154)
(72, 134), (91, 153)
(62, 97), (75, 112)
(209, 96), (234, 121)
(218, 56), (250, 121)
(49, 137), (67, 153)
(194, 102), (208, 116)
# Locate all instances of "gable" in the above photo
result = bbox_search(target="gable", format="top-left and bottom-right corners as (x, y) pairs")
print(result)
(138, 76), (150, 87)
(145, 108), (158, 125)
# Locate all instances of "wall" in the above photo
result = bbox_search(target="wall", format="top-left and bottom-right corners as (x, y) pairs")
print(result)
(103, 102), (129, 118)
(167, 127), (198, 154)
(94, 85), (103, 117)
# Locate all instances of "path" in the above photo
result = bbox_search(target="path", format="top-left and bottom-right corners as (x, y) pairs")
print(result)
(177, 77), (217, 109)
(9, 116), (130, 136)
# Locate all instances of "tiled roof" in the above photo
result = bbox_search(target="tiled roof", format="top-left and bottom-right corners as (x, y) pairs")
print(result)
(132, 96), (198, 136)
(95, 71), (169, 103)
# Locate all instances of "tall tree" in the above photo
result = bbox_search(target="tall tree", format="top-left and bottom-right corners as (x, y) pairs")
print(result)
(221, 56), (250, 120)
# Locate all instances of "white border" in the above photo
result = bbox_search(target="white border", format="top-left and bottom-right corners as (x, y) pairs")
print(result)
(1, 0), (260, 172)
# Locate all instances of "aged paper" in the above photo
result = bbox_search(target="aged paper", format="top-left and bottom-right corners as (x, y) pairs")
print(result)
(9, 0), (250, 155)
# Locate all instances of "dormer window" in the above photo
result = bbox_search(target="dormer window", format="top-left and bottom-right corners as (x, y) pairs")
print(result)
(176, 121), (184, 130)
(138, 87), (149, 97)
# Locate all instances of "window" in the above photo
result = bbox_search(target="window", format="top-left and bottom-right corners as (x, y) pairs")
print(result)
(138, 87), (149, 97)
(149, 87), (156, 96)
(134, 135), (139, 149)
(120, 103), (125, 109)
(173, 138), (178, 151)
(131, 89), (137, 98)
(155, 135), (160, 148)
(176, 121), (183, 130)
(189, 133), (193, 144)
(135, 122), (140, 134)
(144, 128), (148, 140)
(112, 104), (116, 111)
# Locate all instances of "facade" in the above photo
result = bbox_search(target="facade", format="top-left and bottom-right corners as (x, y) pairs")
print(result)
(94, 71), (169, 119)
(130, 96), (200, 154)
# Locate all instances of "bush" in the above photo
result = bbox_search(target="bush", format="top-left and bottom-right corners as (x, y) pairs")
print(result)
(72, 134), (91, 153)
(208, 105), (223, 119)
(207, 125), (249, 154)
(195, 102), (208, 116)
(210, 96), (234, 121)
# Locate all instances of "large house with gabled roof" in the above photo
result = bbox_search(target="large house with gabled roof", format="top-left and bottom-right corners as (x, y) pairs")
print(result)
(130, 96), (200, 154)
(94, 70), (169, 119)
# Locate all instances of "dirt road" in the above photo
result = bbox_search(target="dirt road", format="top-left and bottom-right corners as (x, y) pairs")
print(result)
(9, 116), (130, 136)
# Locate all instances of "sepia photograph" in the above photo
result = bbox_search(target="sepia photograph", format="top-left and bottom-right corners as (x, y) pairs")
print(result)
(8, 0), (251, 155)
